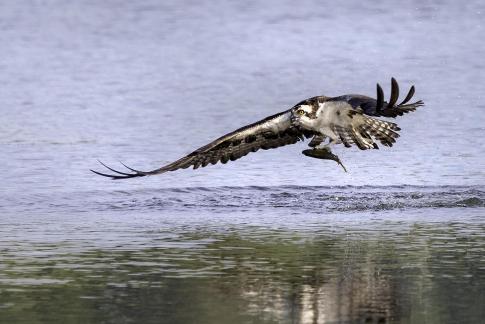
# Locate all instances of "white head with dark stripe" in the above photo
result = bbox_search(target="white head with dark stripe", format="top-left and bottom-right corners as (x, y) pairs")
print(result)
(291, 102), (319, 128)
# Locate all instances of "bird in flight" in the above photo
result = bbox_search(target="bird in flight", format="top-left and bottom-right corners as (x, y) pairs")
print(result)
(92, 78), (423, 179)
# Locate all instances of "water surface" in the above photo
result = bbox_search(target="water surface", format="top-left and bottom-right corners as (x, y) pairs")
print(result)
(0, 1), (484, 323)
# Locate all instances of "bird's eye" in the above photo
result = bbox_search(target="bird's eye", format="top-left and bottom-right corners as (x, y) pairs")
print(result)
(297, 109), (305, 116)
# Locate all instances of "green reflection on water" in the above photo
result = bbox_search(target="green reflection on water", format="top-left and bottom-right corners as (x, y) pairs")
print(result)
(0, 223), (484, 324)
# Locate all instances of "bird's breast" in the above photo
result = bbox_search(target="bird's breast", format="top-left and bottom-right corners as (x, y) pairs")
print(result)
(311, 102), (352, 138)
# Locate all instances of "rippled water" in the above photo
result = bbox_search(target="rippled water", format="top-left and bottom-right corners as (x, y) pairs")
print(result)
(1, 1), (484, 323)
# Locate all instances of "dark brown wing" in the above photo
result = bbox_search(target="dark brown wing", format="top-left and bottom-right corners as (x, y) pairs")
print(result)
(91, 110), (315, 180)
(330, 78), (424, 118)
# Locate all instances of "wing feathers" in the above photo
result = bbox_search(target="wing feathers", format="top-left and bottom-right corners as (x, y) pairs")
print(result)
(386, 77), (400, 109)
(332, 125), (353, 148)
(332, 111), (402, 151)
(378, 78), (423, 117)
(338, 78), (424, 118)
(360, 117), (400, 147)
(376, 83), (385, 113)
(91, 110), (313, 179)
(398, 85), (415, 105)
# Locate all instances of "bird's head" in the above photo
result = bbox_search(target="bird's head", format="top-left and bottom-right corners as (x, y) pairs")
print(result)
(291, 104), (316, 128)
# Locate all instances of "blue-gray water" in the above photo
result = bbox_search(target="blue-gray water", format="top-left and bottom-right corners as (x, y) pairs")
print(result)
(0, 1), (484, 323)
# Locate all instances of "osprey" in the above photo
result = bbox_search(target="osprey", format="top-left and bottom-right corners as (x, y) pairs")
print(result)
(92, 78), (423, 179)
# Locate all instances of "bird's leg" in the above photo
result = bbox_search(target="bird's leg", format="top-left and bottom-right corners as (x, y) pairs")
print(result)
(308, 134), (326, 148)
(302, 141), (348, 172)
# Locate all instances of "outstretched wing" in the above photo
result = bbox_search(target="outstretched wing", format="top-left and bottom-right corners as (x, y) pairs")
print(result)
(330, 78), (424, 118)
(91, 110), (315, 179)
